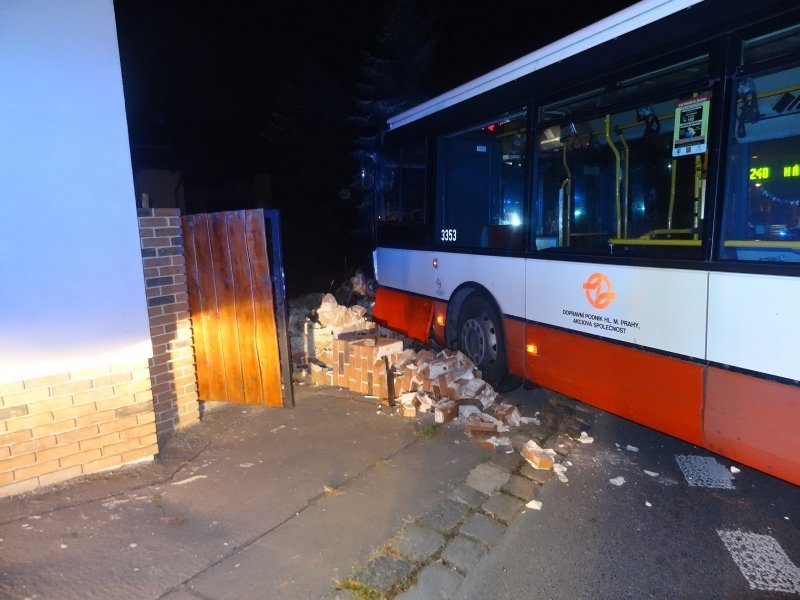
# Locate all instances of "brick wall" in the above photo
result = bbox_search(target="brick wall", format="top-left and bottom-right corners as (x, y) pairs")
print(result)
(138, 208), (200, 435)
(0, 360), (157, 498)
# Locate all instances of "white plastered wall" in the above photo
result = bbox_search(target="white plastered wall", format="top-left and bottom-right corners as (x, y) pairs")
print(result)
(0, 0), (152, 383)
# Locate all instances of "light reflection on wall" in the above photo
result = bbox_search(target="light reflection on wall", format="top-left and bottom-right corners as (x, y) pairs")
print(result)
(0, 0), (151, 384)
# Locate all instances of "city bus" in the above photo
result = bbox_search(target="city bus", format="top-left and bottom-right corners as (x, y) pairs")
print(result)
(370, 0), (800, 486)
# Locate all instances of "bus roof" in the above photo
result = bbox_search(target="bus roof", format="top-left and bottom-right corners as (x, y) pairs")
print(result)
(386, 0), (704, 130)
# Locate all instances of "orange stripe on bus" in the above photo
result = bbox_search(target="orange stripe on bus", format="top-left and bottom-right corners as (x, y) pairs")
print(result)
(524, 323), (704, 446)
(704, 367), (800, 487)
(432, 300), (447, 347)
(503, 318), (526, 378)
(372, 287), (433, 343)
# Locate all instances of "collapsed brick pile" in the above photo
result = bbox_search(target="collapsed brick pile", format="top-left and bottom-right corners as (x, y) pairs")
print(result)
(290, 293), (563, 467)
(290, 294), (568, 469)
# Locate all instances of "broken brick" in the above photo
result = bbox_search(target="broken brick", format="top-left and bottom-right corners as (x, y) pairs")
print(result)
(434, 400), (457, 424)
(494, 403), (522, 427)
(401, 404), (417, 418)
(468, 433), (498, 451)
(465, 421), (499, 436)
(416, 391), (435, 413)
(458, 379), (486, 401)
(428, 356), (459, 379)
(520, 440), (554, 470)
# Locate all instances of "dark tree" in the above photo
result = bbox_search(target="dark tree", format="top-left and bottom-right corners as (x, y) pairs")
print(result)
(350, 0), (437, 234)
(267, 57), (364, 295)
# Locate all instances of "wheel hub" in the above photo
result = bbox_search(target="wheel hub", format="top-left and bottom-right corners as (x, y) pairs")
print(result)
(461, 314), (498, 367)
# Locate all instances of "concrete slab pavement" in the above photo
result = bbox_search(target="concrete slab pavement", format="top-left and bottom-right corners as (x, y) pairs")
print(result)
(0, 382), (594, 600)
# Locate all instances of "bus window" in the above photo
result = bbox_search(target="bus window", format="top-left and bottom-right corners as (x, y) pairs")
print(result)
(534, 58), (710, 258)
(720, 63), (800, 263)
(436, 110), (527, 250)
(376, 141), (426, 224)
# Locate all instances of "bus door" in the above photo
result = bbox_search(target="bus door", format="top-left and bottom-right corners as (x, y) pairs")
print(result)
(436, 137), (502, 248)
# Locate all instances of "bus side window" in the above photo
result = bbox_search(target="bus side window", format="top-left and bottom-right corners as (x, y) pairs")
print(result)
(533, 55), (710, 258)
(720, 64), (800, 263)
(376, 141), (426, 224)
(535, 107), (706, 256)
(437, 110), (527, 250)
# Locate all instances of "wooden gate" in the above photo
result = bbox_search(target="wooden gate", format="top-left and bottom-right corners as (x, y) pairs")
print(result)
(182, 209), (289, 407)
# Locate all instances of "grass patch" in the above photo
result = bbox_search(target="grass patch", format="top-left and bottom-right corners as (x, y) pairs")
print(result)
(335, 577), (385, 600)
(418, 423), (441, 438)
(323, 484), (342, 496)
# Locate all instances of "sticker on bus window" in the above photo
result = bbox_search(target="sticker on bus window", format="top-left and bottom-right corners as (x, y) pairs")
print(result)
(673, 93), (711, 157)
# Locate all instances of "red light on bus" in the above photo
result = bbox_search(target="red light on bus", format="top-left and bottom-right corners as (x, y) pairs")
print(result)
(435, 314), (445, 326)
(526, 343), (539, 355)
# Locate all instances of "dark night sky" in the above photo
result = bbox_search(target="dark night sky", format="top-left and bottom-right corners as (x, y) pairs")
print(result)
(112, 1), (637, 293)
(113, 1), (638, 145)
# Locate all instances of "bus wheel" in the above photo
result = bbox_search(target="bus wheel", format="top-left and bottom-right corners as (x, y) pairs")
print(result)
(457, 294), (507, 388)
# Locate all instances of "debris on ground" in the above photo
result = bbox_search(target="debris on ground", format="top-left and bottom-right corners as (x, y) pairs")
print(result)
(520, 440), (555, 470)
(609, 476), (626, 486)
(289, 293), (597, 472)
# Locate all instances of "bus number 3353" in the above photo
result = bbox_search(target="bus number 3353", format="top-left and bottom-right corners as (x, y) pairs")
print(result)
(440, 229), (457, 242)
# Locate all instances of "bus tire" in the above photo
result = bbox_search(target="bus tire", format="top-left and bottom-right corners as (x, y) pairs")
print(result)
(456, 294), (508, 388)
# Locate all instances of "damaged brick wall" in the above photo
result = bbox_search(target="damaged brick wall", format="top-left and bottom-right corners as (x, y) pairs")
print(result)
(138, 208), (199, 435)
(0, 360), (158, 498)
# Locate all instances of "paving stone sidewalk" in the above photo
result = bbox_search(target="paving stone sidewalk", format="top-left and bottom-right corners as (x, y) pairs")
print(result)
(327, 390), (599, 600)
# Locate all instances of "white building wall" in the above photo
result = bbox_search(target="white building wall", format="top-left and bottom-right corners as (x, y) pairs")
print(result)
(0, 0), (152, 383)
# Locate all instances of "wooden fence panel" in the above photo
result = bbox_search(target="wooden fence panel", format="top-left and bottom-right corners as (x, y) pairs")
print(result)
(182, 210), (283, 407)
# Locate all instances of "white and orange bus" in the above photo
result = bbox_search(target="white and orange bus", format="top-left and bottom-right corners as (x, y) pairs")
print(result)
(371, 0), (800, 486)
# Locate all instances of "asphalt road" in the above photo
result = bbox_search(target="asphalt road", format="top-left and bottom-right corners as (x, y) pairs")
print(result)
(456, 391), (800, 600)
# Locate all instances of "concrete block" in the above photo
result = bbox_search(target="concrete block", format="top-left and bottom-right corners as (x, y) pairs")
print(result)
(501, 474), (537, 501)
(441, 535), (487, 574)
(482, 492), (524, 524)
(394, 523), (445, 563)
(449, 484), (488, 508)
(487, 450), (522, 473)
(417, 498), (470, 535)
(464, 462), (510, 496)
(395, 563), (463, 600)
(354, 555), (413, 596)
(460, 513), (506, 547)
(519, 461), (553, 485)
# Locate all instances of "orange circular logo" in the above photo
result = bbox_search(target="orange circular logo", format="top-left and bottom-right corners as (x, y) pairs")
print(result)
(583, 272), (616, 310)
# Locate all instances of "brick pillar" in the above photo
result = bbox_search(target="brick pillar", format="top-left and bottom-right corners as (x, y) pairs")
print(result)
(137, 208), (199, 436)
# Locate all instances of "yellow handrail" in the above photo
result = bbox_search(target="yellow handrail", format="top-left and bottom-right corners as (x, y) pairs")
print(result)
(667, 158), (677, 230)
(560, 142), (572, 246)
(604, 115), (622, 239)
(615, 127), (630, 238)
